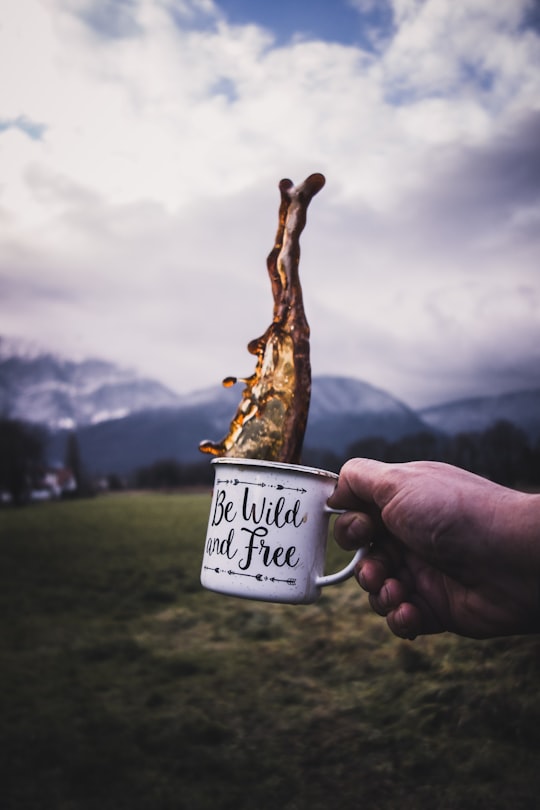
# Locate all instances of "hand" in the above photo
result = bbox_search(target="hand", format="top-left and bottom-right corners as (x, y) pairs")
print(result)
(328, 459), (540, 640)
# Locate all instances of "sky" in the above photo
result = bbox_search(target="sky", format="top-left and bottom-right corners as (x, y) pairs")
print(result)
(1, 0), (539, 409)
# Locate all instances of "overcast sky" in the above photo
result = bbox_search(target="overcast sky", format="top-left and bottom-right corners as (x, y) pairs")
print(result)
(1, 0), (539, 408)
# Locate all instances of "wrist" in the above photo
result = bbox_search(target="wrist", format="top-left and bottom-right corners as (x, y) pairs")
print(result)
(502, 491), (540, 571)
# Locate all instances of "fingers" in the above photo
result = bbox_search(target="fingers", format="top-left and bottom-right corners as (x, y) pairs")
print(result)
(367, 575), (409, 616)
(355, 558), (441, 639)
(333, 510), (376, 550)
(328, 457), (391, 510)
(354, 550), (428, 640)
(386, 603), (423, 640)
(361, 570), (422, 639)
(332, 498), (435, 640)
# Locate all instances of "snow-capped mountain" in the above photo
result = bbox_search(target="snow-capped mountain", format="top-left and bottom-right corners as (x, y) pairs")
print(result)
(305, 375), (426, 449)
(2, 336), (539, 476)
(0, 336), (182, 428)
(42, 375), (426, 475)
(419, 389), (540, 442)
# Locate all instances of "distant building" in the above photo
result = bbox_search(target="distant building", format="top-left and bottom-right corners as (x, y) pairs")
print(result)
(30, 466), (77, 501)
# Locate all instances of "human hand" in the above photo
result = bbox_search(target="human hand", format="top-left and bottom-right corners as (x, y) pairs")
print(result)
(328, 459), (540, 640)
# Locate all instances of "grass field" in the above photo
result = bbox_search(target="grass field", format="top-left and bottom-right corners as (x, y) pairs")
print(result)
(1, 492), (540, 810)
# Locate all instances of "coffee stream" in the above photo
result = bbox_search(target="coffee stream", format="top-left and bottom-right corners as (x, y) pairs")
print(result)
(199, 173), (325, 464)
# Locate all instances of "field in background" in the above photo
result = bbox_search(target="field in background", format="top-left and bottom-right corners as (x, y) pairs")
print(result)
(2, 493), (540, 810)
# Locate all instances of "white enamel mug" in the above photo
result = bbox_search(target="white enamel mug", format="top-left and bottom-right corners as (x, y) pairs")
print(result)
(200, 458), (364, 604)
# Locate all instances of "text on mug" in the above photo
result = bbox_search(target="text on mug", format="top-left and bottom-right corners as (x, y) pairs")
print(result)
(211, 487), (305, 529)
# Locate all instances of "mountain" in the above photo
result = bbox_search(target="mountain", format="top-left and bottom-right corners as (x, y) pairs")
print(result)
(47, 385), (243, 474)
(305, 376), (427, 450)
(0, 336), (182, 428)
(44, 376), (429, 475)
(419, 389), (540, 442)
(3, 337), (539, 477)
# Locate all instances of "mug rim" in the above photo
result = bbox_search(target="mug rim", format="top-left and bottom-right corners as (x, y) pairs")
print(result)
(210, 456), (338, 481)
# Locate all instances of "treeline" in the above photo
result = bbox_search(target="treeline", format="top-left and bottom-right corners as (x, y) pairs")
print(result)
(133, 459), (215, 489)
(304, 420), (540, 488)
(134, 420), (540, 490)
(3, 416), (538, 501)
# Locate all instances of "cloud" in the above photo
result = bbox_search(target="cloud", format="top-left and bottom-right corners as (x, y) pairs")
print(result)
(71, 0), (143, 39)
(384, 0), (533, 98)
(0, 0), (539, 407)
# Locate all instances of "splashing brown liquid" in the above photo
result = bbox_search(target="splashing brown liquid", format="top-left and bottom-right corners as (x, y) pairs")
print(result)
(199, 173), (325, 463)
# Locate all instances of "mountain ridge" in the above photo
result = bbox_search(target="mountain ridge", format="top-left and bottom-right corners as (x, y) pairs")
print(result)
(2, 337), (539, 475)
(419, 388), (540, 442)
(0, 337), (182, 428)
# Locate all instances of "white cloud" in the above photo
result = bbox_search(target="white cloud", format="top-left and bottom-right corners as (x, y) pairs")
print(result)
(0, 0), (539, 407)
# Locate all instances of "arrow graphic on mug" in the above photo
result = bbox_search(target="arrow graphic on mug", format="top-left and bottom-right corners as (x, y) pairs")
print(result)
(203, 567), (297, 586)
(228, 571), (296, 585)
(216, 478), (306, 493)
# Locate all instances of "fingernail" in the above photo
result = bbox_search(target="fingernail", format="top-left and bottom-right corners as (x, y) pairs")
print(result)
(395, 606), (416, 640)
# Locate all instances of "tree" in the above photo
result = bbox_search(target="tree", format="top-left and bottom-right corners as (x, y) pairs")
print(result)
(529, 438), (540, 485)
(64, 431), (90, 496)
(0, 419), (45, 505)
(345, 436), (390, 463)
(444, 431), (482, 474)
(385, 431), (442, 463)
(478, 420), (531, 486)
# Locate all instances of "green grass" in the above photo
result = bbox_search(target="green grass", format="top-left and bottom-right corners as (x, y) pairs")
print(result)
(2, 492), (540, 809)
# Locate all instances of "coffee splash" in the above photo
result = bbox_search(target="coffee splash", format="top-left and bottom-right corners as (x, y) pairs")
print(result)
(199, 173), (325, 464)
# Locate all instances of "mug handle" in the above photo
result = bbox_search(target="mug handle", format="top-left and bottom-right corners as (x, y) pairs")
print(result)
(316, 507), (365, 588)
